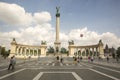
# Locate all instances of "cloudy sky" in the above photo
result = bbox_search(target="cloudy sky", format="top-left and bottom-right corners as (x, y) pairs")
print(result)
(0, 0), (120, 49)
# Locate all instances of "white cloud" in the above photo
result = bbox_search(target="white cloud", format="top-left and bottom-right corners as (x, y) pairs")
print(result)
(0, 2), (52, 29)
(0, 2), (53, 49)
(20, 24), (54, 43)
(3, 31), (21, 38)
(101, 32), (120, 48)
(1, 27), (120, 50)
(33, 12), (51, 24)
(0, 2), (32, 26)
(68, 27), (99, 44)
(67, 27), (120, 49)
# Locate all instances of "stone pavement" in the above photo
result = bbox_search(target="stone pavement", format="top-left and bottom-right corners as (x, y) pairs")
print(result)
(0, 57), (120, 80)
(0, 57), (120, 68)
(83, 58), (120, 68)
(0, 57), (36, 67)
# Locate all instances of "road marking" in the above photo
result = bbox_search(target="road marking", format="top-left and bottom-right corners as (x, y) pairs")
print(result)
(80, 62), (93, 68)
(72, 72), (83, 80)
(33, 71), (83, 80)
(92, 64), (120, 74)
(0, 68), (7, 71)
(18, 65), (23, 67)
(44, 72), (72, 73)
(60, 63), (63, 66)
(33, 72), (43, 80)
(78, 64), (82, 66)
(27, 67), (90, 70)
(46, 63), (49, 66)
(89, 68), (120, 80)
(0, 68), (26, 79)
(52, 63), (55, 66)
(66, 63), (69, 66)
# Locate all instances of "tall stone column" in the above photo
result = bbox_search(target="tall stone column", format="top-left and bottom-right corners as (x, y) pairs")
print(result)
(54, 7), (61, 55)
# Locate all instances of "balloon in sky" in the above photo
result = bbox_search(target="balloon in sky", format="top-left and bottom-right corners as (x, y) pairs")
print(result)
(80, 34), (83, 37)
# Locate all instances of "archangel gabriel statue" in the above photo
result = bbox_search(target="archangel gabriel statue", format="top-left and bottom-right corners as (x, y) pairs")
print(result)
(56, 6), (60, 13)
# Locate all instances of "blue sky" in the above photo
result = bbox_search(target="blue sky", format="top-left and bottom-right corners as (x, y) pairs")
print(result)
(0, 0), (120, 49)
(1, 0), (120, 35)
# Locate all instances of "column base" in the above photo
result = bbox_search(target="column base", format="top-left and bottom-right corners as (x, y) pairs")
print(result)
(69, 54), (74, 57)
(99, 54), (105, 58)
(40, 54), (46, 57)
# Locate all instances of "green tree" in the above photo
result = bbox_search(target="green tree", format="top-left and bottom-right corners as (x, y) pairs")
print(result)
(47, 46), (54, 53)
(1, 47), (5, 57)
(5, 50), (10, 57)
(60, 47), (67, 53)
(0, 46), (1, 55)
(1, 47), (10, 59)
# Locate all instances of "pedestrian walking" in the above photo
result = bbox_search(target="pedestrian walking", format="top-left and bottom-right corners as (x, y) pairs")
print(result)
(106, 56), (109, 62)
(88, 56), (91, 62)
(77, 57), (80, 63)
(91, 56), (94, 62)
(74, 57), (77, 65)
(80, 56), (83, 61)
(116, 56), (119, 62)
(60, 57), (63, 63)
(8, 56), (16, 70)
(56, 56), (59, 60)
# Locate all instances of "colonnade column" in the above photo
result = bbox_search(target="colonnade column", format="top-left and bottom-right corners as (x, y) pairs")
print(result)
(29, 48), (30, 56)
(20, 47), (22, 55)
(88, 48), (90, 56)
(81, 48), (83, 57)
(16, 47), (19, 55)
(25, 48), (27, 57)
(85, 48), (87, 58)
(92, 48), (94, 57)
(36, 49), (38, 56)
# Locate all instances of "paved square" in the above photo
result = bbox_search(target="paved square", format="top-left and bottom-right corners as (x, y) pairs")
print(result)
(0, 58), (120, 80)
(33, 71), (82, 80)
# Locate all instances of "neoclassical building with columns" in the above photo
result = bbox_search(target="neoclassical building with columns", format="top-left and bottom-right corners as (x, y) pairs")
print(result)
(10, 38), (104, 58)
(10, 38), (47, 58)
(68, 40), (104, 58)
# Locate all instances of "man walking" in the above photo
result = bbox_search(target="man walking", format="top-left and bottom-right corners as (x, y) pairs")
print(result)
(8, 56), (16, 70)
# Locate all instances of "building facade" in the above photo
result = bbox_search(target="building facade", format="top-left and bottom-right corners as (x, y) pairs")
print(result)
(10, 38), (47, 58)
(68, 40), (105, 58)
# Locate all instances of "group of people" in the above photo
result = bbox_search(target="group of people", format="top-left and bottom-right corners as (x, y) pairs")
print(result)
(73, 56), (95, 64)
(88, 56), (94, 62)
(8, 55), (16, 70)
(56, 56), (63, 63)
(73, 56), (83, 65)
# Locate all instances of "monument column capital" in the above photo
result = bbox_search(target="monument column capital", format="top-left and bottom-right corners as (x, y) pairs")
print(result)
(56, 6), (60, 17)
